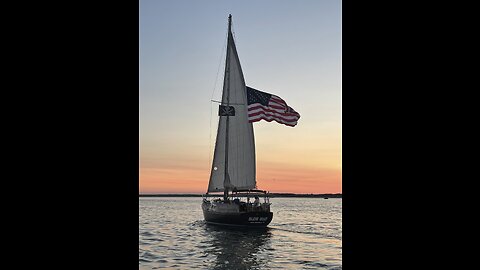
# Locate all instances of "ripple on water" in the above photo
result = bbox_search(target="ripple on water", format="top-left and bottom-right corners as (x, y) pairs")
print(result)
(140, 197), (342, 269)
(294, 260), (329, 267)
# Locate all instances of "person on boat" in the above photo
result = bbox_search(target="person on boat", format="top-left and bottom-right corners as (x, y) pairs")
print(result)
(254, 196), (260, 206)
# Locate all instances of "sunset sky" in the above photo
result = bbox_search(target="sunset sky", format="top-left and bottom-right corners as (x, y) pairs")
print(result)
(140, 0), (341, 194)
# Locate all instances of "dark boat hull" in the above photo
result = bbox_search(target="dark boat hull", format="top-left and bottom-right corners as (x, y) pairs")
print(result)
(202, 207), (273, 227)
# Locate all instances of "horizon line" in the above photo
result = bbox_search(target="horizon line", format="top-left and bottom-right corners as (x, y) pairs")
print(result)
(139, 192), (342, 194)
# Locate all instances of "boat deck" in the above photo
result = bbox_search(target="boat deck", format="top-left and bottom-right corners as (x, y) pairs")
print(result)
(203, 199), (270, 213)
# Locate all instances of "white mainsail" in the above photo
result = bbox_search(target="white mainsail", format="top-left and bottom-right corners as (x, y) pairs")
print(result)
(207, 20), (256, 193)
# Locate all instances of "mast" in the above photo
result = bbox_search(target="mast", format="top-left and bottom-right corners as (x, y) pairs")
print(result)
(223, 14), (232, 201)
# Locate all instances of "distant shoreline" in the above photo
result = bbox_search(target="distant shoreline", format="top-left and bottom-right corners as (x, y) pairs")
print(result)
(139, 193), (342, 198)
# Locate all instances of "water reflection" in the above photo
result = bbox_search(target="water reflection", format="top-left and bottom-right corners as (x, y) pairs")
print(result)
(204, 224), (273, 270)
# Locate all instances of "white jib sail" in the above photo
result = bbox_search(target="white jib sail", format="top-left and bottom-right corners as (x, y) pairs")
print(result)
(208, 27), (256, 193)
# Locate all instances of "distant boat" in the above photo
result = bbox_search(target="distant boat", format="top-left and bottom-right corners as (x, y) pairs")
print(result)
(202, 15), (300, 227)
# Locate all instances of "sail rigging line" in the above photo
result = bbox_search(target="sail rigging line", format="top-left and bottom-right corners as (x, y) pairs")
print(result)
(208, 27), (228, 172)
(208, 102), (214, 170)
(210, 31), (228, 101)
(211, 100), (244, 105)
(230, 17), (237, 47)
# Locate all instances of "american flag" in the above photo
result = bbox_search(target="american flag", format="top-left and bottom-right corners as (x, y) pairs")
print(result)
(246, 86), (300, 127)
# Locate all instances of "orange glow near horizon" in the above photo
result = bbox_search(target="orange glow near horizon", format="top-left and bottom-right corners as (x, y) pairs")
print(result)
(140, 165), (341, 194)
(255, 162), (341, 194)
(140, 120), (342, 194)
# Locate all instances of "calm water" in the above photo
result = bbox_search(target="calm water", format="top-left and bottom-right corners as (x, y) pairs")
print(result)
(139, 197), (342, 269)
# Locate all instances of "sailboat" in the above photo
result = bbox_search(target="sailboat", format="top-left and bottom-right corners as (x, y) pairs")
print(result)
(202, 14), (300, 227)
